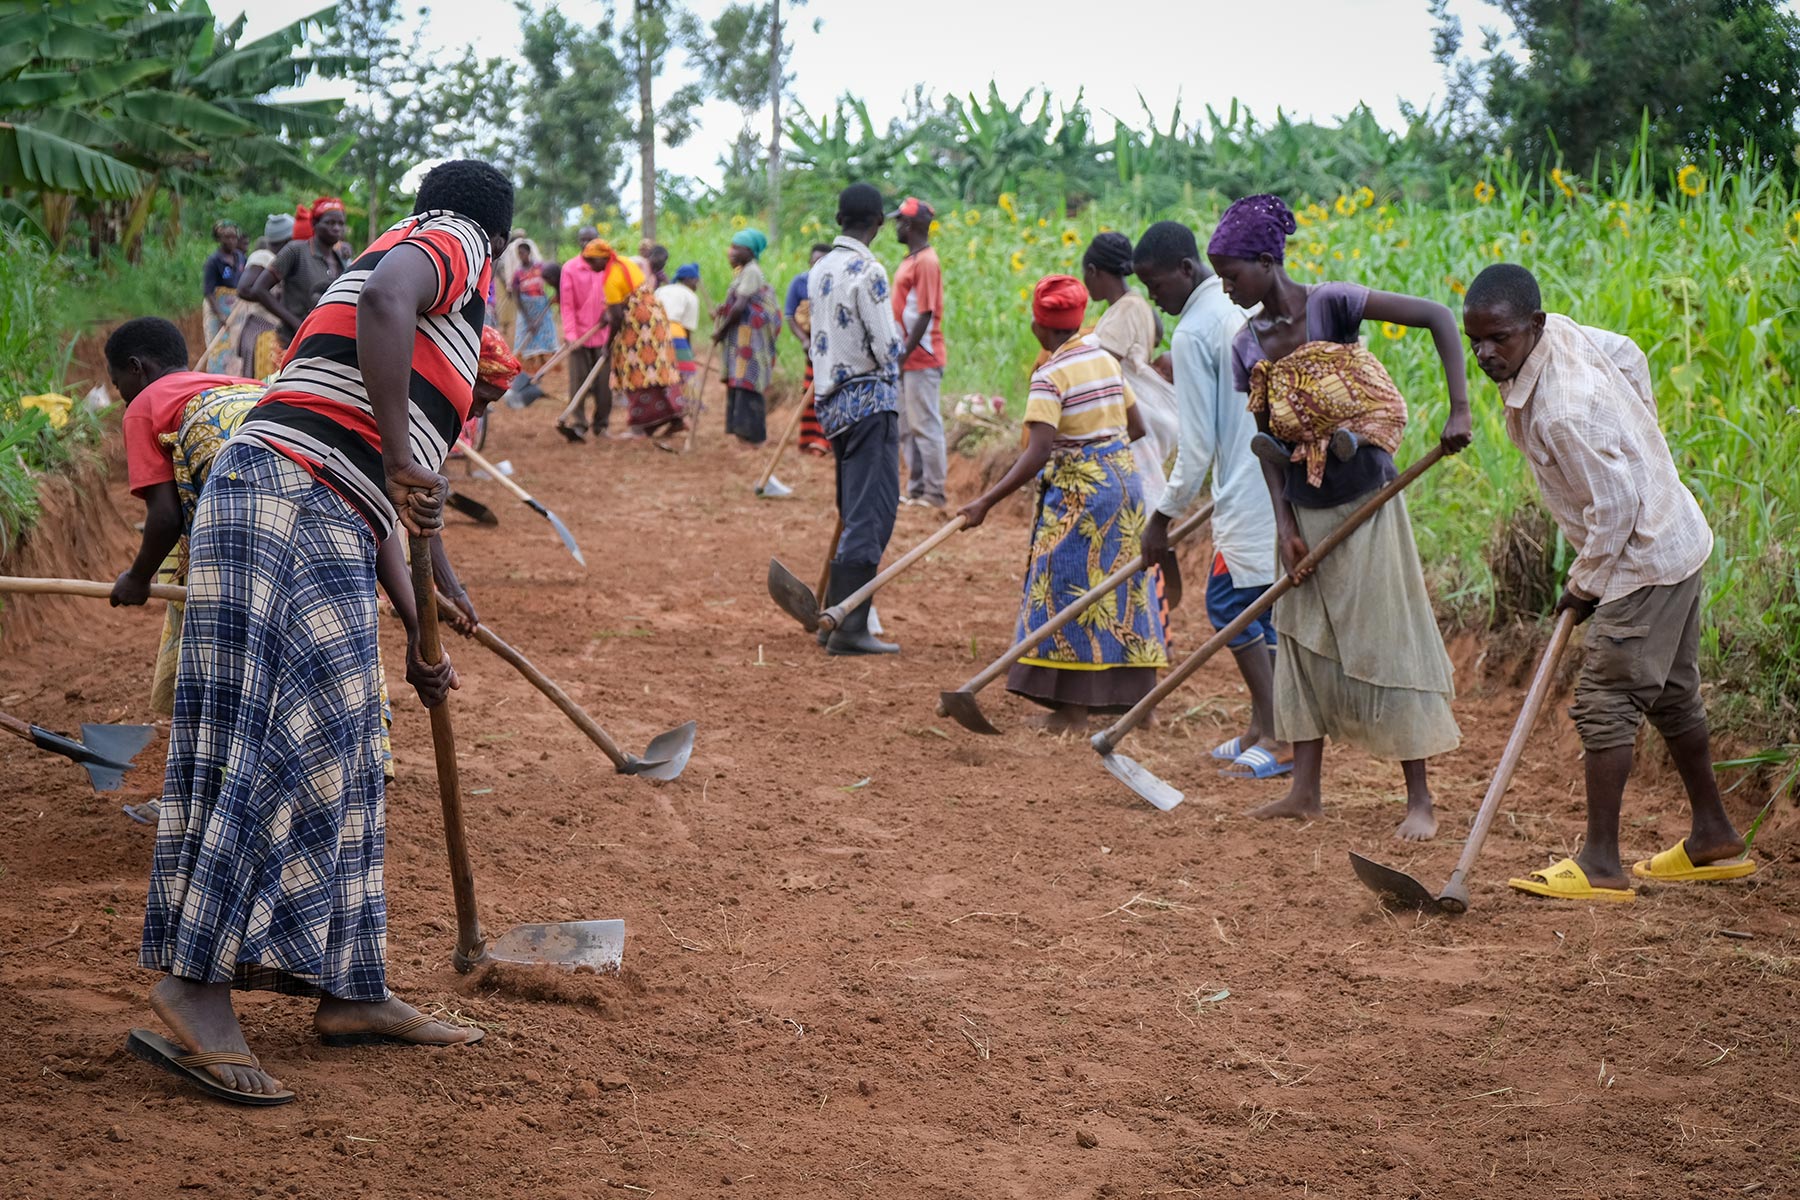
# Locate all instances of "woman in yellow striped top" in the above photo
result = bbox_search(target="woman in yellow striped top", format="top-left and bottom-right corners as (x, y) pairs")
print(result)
(958, 275), (1170, 734)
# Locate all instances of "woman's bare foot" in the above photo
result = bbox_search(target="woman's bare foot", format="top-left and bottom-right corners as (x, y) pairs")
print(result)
(314, 995), (481, 1045)
(148, 975), (286, 1097)
(1394, 803), (1439, 842)
(1026, 706), (1089, 736)
(1249, 789), (1323, 821)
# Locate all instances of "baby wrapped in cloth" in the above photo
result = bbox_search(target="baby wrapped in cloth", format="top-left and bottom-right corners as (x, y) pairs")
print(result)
(1247, 340), (1407, 487)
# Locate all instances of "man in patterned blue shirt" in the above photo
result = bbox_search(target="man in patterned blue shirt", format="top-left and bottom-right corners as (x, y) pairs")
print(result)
(807, 182), (906, 655)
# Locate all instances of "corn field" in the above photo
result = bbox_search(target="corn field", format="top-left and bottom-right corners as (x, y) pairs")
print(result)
(655, 155), (1800, 729)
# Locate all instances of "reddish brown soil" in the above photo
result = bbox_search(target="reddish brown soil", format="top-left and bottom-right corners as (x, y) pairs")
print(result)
(2, 372), (1796, 1200)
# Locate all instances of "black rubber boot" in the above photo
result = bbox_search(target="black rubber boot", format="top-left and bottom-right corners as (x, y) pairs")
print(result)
(826, 561), (899, 656)
(816, 561), (843, 648)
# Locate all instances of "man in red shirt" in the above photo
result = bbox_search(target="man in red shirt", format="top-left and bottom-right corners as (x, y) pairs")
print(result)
(889, 196), (949, 509)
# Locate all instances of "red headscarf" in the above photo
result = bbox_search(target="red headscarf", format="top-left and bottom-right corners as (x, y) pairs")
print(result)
(311, 196), (345, 220)
(293, 202), (312, 240)
(477, 326), (523, 385)
(1032, 274), (1089, 330)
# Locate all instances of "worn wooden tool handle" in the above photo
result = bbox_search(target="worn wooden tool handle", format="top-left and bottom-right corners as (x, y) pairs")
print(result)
(1094, 445), (1448, 754)
(816, 514), (845, 603)
(755, 386), (810, 493)
(439, 590), (631, 770)
(1438, 608), (1578, 911)
(820, 514), (969, 630)
(683, 340), (721, 454)
(949, 501), (1215, 702)
(560, 349), (611, 420)
(411, 539), (487, 972)
(456, 444), (536, 507)
(0, 575), (186, 602)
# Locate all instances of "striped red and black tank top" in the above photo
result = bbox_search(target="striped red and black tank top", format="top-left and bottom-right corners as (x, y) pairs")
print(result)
(235, 209), (492, 538)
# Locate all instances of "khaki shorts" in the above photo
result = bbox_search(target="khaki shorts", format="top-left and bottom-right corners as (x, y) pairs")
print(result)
(1568, 570), (1708, 752)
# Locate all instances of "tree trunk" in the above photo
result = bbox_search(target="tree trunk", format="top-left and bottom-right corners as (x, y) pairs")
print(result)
(767, 0), (781, 241)
(367, 163), (381, 243)
(639, 19), (656, 244)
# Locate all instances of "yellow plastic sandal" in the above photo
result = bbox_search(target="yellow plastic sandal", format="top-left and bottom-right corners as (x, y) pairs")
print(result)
(1507, 857), (1638, 903)
(1632, 838), (1758, 883)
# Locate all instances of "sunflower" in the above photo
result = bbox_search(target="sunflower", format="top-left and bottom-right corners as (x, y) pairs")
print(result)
(1306, 240), (1325, 257)
(1010, 251), (1026, 272)
(1445, 274), (1466, 296)
(1615, 216), (1631, 238)
(1473, 180), (1496, 205)
(1677, 164), (1706, 197)
(1038, 217), (1049, 228)
(1356, 186), (1376, 209)
(1334, 194), (1356, 217)
(929, 219), (941, 237)
(1350, 247), (1362, 259)
(1519, 228), (1535, 245)
(1060, 228), (1080, 247)
(1294, 210), (1314, 228)
(729, 214), (748, 231)
(1380, 322), (1405, 340)
(964, 209), (982, 226)
(1023, 229), (1037, 245)
(1787, 210), (1800, 243)
(1551, 167), (1577, 200)
(1306, 202), (1330, 224)
(998, 192), (1018, 220)
(1331, 249), (1344, 261)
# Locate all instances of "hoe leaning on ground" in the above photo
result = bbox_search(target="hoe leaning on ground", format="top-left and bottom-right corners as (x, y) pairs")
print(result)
(768, 513), (968, 634)
(409, 539), (626, 973)
(455, 442), (587, 567)
(1348, 607), (1578, 913)
(503, 314), (609, 408)
(0, 575), (693, 780)
(1090, 445), (1449, 811)
(937, 501), (1215, 735)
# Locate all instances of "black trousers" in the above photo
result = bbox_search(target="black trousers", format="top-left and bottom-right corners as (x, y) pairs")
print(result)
(831, 410), (900, 570)
(563, 344), (613, 433)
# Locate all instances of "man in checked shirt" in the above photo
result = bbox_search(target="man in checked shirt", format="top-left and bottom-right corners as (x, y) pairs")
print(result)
(1463, 263), (1756, 904)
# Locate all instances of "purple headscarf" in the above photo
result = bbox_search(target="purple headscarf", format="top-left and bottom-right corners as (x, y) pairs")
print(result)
(1207, 194), (1298, 263)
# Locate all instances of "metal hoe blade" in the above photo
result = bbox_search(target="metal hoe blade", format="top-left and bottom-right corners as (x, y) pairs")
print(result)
(618, 720), (697, 782)
(525, 498), (587, 567)
(1099, 751), (1184, 812)
(938, 689), (1000, 736)
(504, 372), (546, 408)
(28, 722), (153, 793)
(487, 919), (625, 972)
(1347, 852), (1441, 911)
(446, 491), (500, 526)
(766, 557), (821, 631)
(756, 474), (795, 499)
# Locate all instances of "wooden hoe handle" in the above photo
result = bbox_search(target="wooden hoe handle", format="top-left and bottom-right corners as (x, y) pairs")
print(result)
(820, 514), (968, 630)
(0, 576), (185, 602)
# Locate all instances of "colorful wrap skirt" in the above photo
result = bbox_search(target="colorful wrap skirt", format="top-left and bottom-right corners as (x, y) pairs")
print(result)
(1006, 436), (1169, 712)
(724, 285), (782, 396)
(141, 438), (391, 1001)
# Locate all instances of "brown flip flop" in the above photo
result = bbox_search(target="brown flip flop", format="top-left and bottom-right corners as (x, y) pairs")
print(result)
(126, 1028), (295, 1106)
(318, 1011), (485, 1048)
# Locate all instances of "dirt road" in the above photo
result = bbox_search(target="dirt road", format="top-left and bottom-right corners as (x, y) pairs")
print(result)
(1, 378), (1794, 1199)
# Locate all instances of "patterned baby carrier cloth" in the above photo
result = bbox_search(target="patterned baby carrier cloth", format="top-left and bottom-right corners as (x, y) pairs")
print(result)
(1247, 340), (1407, 486)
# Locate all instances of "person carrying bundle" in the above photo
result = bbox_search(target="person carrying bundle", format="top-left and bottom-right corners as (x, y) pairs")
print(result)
(1207, 194), (1472, 841)
(1461, 264), (1755, 902)
(956, 275), (1169, 734)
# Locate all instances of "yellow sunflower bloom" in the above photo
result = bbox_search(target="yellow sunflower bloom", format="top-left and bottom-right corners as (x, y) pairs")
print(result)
(1787, 211), (1800, 243)
(965, 209), (982, 225)
(1356, 186), (1376, 209)
(1519, 228), (1535, 245)
(1615, 216), (1631, 238)
(998, 192), (1018, 219)
(1038, 217), (1049, 228)
(1445, 274), (1466, 296)
(1306, 240), (1325, 257)
(1294, 211), (1314, 228)
(1334, 194), (1356, 217)
(1350, 247), (1362, 259)
(1010, 250), (1026, 272)
(1331, 249), (1344, 261)
(1551, 167), (1577, 200)
(1380, 322), (1405, 340)
(1677, 164), (1706, 197)
(1060, 228), (1080, 247)
(729, 214), (748, 231)
(1473, 180), (1495, 204)
(929, 219), (941, 237)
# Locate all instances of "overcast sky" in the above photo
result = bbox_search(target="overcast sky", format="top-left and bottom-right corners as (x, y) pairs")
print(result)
(224, 0), (1509, 212)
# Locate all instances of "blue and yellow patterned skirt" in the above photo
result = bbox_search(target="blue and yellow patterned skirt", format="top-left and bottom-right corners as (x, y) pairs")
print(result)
(1006, 436), (1169, 712)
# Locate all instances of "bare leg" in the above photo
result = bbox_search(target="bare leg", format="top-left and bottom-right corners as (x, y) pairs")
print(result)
(148, 975), (286, 1097)
(314, 995), (481, 1045)
(1575, 744), (1633, 888)
(1395, 759), (1439, 842)
(1662, 723), (1746, 862)
(1250, 738), (1323, 820)
(1230, 643), (1274, 747)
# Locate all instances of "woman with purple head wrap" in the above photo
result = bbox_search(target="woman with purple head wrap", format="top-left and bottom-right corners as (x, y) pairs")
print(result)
(1204, 190), (1476, 843)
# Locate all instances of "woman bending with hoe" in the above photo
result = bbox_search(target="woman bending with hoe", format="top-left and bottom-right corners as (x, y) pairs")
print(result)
(958, 275), (1169, 735)
(1207, 194), (1471, 841)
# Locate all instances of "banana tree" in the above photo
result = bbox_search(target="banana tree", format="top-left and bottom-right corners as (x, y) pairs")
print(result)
(0, 0), (355, 251)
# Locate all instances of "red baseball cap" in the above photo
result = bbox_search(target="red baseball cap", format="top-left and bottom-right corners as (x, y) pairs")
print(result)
(885, 196), (935, 221)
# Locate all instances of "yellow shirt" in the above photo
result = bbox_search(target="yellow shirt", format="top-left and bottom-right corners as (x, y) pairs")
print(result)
(1024, 340), (1134, 444)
